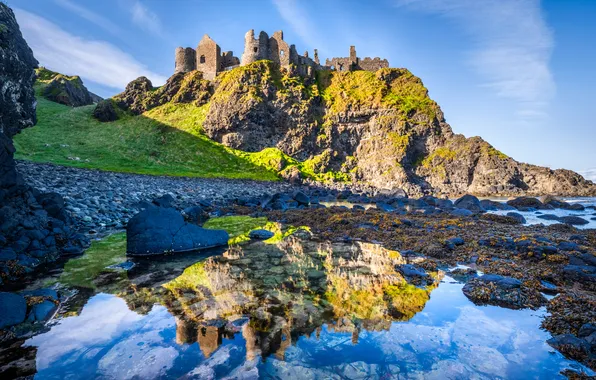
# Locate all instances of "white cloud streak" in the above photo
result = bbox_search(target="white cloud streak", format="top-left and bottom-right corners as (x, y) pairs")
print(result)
(394, 0), (555, 118)
(129, 0), (163, 36)
(271, 0), (328, 54)
(53, 0), (124, 37)
(14, 8), (167, 90)
(579, 168), (596, 182)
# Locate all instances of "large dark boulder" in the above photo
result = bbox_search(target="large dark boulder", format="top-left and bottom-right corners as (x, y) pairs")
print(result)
(506, 196), (544, 210)
(0, 292), (27, 328)
(462, 274), (547, 309)
(560, 216), (589, 226)
(92, 99), (119, 122)
(42, 74), (94, 106)
(506, 212), (526, 224)
(126, 207), (228, 255)
(453, 195), (484, 213)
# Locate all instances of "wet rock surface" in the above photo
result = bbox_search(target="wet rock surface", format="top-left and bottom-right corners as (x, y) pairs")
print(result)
(461, 274), (547, 309)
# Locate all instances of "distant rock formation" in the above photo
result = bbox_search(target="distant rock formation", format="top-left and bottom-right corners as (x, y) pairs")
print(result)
(35, 67), (98, 107)
(0, 3), (89, 285)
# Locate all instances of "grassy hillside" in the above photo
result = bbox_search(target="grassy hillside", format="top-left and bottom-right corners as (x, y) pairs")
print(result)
(14, 84), (282, 180)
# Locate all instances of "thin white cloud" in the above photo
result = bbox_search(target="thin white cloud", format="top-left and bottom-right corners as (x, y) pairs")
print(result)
(129, 0), (163, 36)
(579, 168), (596, 182)
(53, 0), (124, 37)
(271, 0), (328, 54)
(394, 0), (555, 119)
(14, 8), (167, 90)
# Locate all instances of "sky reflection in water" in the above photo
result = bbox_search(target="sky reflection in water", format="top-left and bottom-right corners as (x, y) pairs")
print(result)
(26, 273), (587, 379)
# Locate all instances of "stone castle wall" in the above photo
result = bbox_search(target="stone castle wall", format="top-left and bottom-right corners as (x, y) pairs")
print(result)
(196, 35), (221, 80)
(359, 57), (389, 71)
(176, 31), (389, 79)
(175, 47), (197, 73)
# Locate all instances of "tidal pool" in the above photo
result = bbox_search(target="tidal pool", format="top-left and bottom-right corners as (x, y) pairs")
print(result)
(12, 233), (595, 379)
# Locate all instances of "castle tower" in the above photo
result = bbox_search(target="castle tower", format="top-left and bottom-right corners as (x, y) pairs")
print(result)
(241, 29), (259, 65)
(269, 30), (290, 67)
(349, 45), (357, 64)
(174, 47), (196, 73)
(196, 34), (221, 80)
(314, 49), (319, 65)
(242, 29), (270, 65)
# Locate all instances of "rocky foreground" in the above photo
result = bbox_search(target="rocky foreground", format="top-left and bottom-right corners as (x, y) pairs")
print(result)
(1, 160), (595, 375)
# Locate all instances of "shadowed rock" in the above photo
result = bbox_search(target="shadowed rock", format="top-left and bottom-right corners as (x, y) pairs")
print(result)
(126, 207), (228, 255)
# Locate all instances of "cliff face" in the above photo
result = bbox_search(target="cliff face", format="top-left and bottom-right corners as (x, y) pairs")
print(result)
(0, 4), (88, 286)
(0, 3), (37, 189)
(116, 61), (596, 197)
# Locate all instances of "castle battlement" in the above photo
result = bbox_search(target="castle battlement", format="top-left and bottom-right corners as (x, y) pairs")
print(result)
(174, 30), (389, 79)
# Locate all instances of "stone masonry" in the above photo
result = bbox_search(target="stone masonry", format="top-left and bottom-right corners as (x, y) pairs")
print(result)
(174, 30), (389, 79)
(325, 45), (389, 72)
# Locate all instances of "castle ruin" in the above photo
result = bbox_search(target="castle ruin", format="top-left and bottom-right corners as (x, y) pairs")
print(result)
(174, 34), (240, 80)
(325, 46), (389, 72)
(174, 30), (389, 79)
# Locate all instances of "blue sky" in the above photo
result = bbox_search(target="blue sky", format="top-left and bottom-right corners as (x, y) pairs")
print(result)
(7, 0), (596, 179)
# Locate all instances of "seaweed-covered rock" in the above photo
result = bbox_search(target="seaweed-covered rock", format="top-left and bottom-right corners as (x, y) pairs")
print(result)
(462, 274), (546, 309)
(93, 99), (119, 122)
(547, 334), (592, 362)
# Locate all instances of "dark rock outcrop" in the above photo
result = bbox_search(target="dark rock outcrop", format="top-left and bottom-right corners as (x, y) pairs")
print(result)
(115, 71), (212, 115)
(454, 194), (484, 213)
(506, 196), (544, 210)
(92, 99), (119, 122)
(126, 206), (228, 255)
(41, 74), (93, 107)
(0, 3), (89, 285)
(462, 274), (547, 309)
(560, 216), (589, 226)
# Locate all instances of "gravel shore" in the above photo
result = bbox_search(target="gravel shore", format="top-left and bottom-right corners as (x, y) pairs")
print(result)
(17, 161), (294, 232)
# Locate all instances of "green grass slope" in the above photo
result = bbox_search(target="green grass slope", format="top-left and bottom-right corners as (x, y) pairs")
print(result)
(14, 84), (281, 180)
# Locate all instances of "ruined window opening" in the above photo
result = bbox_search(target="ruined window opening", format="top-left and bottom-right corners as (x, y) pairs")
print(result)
(253, 47), (258, 53)
(330, 65), (335, 70)
(280, 50), (285, 57)
(200, 55), (206, 64)
(339, 63), (344, 71)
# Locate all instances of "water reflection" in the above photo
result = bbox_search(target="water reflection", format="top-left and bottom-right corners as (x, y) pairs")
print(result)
(17, 234), (593, 378)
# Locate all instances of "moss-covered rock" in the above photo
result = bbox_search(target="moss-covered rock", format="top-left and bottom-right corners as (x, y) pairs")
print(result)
(36, 67), (95, 107)
(92, 99), (119, 122)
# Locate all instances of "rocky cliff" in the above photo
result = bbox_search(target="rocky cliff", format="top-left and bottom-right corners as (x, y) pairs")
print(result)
(35, 67), (98, 107)
(0, 3), (88, 286)
(113, 61), (596, 197)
